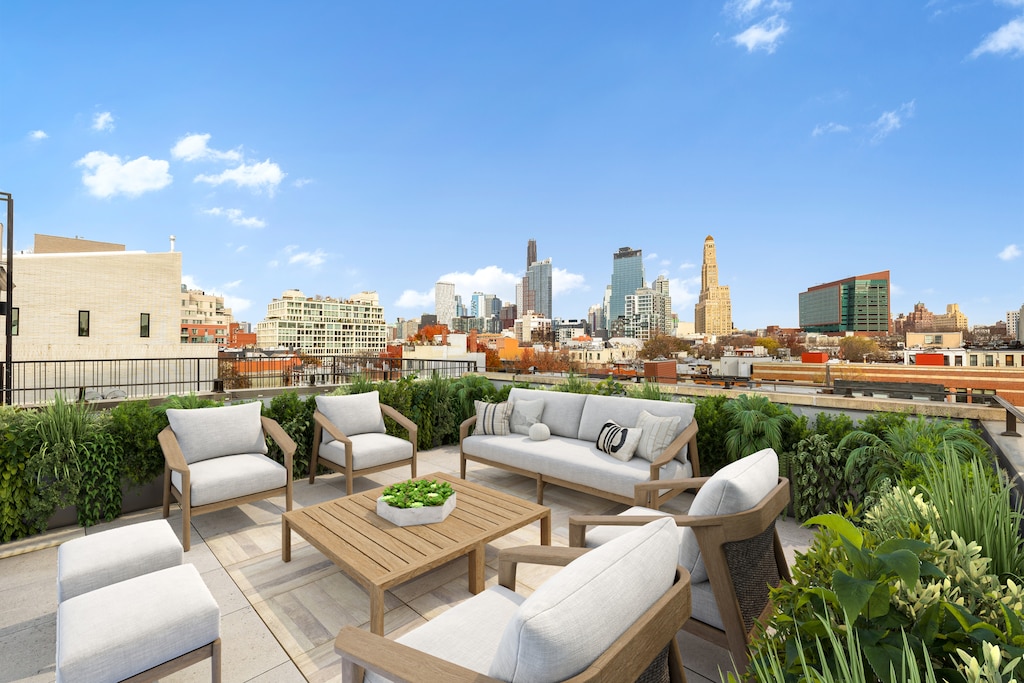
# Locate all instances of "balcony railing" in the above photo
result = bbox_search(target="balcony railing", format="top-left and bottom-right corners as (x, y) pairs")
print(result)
(1, 355), (478, 406)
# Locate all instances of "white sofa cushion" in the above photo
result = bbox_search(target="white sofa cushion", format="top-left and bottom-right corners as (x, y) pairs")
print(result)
(56, 564), (219, 683)
(475, 400), (512, 435)
(489, 518), (680, 683)
(364, 586), (526, 683)
(316, 392), (385, 441)
(462, 434), (691, 500)
(635, 410), (681, 462)
(576, 395), (695, 464)
(172, 453), (287, 507)
(508, 388), (587, 439)
(509, 399), (544, 435)
(167, 402), (267, 464)
(690, 580), (723, 630)
(680, 447), (779, 583)
(57, 520), (182, 602)
(318, 433), (413, 470)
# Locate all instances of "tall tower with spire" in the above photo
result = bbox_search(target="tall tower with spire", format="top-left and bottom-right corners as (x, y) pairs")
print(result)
(694, 235), (732, 336)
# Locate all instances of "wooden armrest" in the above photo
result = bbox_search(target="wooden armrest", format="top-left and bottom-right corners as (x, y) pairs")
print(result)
(648, 420), (699, 469)
(568, 514), (674, 547)
(261, 416), (297, 468)
(633, 476), (709, 506)
(314, 410), (352, 445)
(158, 426), (189, 474)
(380, 404), (419, 442)
(335, 626), (500, 683)
(498, 545), (589, 590)
(459, 415), (478, 441)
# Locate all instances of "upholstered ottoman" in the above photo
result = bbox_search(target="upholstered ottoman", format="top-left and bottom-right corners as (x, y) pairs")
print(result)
(56, 563), (221, 683)
(57, 519), (182, 602)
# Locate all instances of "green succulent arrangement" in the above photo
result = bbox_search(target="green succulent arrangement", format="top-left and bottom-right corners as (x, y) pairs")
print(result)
(380, 479), (455, 509)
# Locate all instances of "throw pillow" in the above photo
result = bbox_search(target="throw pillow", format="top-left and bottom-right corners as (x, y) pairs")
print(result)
(635, 410), (681, 462)
(474, 401), (511, 436)
(509, 398), (545, 435)
(595, 421), (643, 462)
(528, 423), (550, 441)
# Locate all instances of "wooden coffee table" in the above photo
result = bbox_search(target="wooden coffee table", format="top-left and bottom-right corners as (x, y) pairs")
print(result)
(282, 472), (551, 635)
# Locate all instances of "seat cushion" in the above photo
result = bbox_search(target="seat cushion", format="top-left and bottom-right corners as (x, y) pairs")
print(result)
(171, 453), (287, 507)
(489, 517), (680, 683)
(508, 388), (587, 438)
(316, 391), (385, 441)
(583, 506), (670, 549)
(680, 447), (779, 583)
(462, 434), (690, 500)
(364, 586), (525, 683)
(57, 520), (182, 602)
(318, 433), (414, 471)
(167, 402), (268, 464)
(690, 579), (724, 630)
(576, 395), (695, 464)
(56, 564), (220, 683)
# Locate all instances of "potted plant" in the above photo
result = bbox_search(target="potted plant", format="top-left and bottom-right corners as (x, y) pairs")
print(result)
(376, 478), (457, 527)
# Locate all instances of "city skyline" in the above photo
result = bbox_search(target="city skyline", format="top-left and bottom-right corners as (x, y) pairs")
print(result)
(3, 2), (1022, 330)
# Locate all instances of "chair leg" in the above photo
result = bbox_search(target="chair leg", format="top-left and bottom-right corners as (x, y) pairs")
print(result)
(212, 638), (222, 683)
(182, 504), (191, 552)
(162, 469), (171, 518)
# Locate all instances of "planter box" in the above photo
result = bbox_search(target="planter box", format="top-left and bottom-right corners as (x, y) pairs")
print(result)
(376, 492), (457, 527)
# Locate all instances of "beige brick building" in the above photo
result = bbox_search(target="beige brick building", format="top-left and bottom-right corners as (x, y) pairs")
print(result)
(694, 235), (733, 337)
(256, 289), (386, 355)
(181, 287), (234, 345)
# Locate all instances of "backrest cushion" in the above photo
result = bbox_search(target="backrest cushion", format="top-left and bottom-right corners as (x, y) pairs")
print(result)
(577, 395), (695, 463)
(475, 401), (512, 436)
(489, 517), (680, 683)
(315, 392), (385, 443)
(508, 388), (587, 438)
(167, 402), (267, 464)
(595, 421), (643, 462)
(679, 448), (779, 583)
(634, 410), (681, 463)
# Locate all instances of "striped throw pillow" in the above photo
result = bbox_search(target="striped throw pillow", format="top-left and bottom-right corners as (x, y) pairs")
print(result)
(595, 421), (643, 462)
(635, 411), (682, 463)
(474, 401), (511, 436)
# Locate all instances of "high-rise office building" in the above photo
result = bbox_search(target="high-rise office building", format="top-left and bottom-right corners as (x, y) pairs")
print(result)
(798, 270), (890, 335)
(653, 275), (673, 332)
(527, 239), (537, 271)
(519, 240), (553, 319)
(694, 236), (732, 336)
(470, 292), (485, 317)
(609, 247), (644, 324)
(1006, 309), (1020, 339)
(434, 281), (456, 327)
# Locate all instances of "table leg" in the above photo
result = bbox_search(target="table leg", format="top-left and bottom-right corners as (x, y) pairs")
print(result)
(468, 544), (485, 594)
(540, 512), (551, 546)
(370, 586), (386, 636)
(282, 516), (291, 563)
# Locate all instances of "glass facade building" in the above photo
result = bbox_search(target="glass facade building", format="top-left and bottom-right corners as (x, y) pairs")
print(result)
(799, 271), (890, 334)
(609, 247), (644, 323)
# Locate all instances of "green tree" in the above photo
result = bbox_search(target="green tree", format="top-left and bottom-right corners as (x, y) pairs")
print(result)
(839, 336), (882, 362)
(722, 394), (796, 462)
(639, 334), (688, 360)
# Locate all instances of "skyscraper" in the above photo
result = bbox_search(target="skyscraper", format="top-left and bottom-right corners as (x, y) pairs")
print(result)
(519, 240), (553, 319)
(798, 271), (890, 335)
(609, 247), (644, 324)
(527, 239), (537, 271)
(434, 281), (456, 327)
(694, 236), (732, 336)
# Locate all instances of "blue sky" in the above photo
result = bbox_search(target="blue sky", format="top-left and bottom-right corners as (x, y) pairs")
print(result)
(3, 1), (1022, 331)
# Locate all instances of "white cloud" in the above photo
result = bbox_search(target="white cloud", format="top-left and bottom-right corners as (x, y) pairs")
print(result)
(395, 289), (435, 309)
(75, 151), (172, 198)
(235, 245), (247, 253)
(436, 266), (521, 303)
(645, 252), (659, 260)
(726, 0), (791, 19)
(732, 15), (789, 53)
(660, 259), (671, 267)
(203, 207), (266, 229)
(223, 295), (251, 314)
(92, 112), (114, 132)
(182, 274), (251, 314)
(678, 262), (696, 270)
(971, 17), (1024, 58)
(267, 259), (279, 268)
(222, 279), (243, 289)
(288, 249), (326, 268)
(870, 100), (916, 144)
(171, 133), (242, 163)
(195, 160), (285, 195)
(553, 268), (587, 297)
(28, 130), (48, 140)
(812, 122), (851, 137)
(292, 178), (313, 188)
(999, 244), (1022, 260)
(669, 276), (702, 309)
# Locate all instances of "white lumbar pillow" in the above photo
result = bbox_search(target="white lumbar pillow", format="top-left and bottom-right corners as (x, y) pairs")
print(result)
(528, 423), (550, 441)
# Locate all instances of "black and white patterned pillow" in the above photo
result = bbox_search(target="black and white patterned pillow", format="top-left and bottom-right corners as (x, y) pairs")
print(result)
(595, 421), (643, 462)
(474, 400), (511, 436)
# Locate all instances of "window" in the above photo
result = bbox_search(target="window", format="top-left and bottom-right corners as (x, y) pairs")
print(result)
(1007, 355), (1015, 367)
(985, 354), (995, 367)
(78, 310), (90, 337)
(970, 355), (978, 367)
(140, 313), (150, 338)
(10, 308), (17, 336)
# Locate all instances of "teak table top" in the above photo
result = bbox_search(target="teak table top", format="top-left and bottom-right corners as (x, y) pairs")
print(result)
(282, 472), (551, 634)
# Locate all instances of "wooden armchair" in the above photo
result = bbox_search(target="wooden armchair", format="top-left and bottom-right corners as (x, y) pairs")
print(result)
(161, 401), (296, 551)
(310, 391), (418, 494)
(335, 518), (691, 683)
(569, 448), (791, 676)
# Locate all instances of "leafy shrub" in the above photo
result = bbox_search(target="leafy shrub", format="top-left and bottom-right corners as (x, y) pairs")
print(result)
(75, 412), (122, 527)
(263, 392), (318, 479)
(553, 374), (596, 394)
(594, 376), (625, 396)
(789, 434), (866, 522)
(109, 400), (164, 486)
(691, 394), (730, 475)
(814, 411), (857, 444)
(722, 394), (796, 462)
(0, 406), (37, 542)
(450, 374), (497, 422)
(626, 382), (667, 401)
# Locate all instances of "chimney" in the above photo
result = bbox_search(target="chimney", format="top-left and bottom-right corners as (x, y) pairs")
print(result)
(169, 235), (176, 252)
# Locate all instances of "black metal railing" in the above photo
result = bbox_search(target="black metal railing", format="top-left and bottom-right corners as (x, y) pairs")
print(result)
(2, 355), (478, 406)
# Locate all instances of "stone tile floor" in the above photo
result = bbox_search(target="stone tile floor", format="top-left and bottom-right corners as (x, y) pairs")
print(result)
(0, 444), (816, 683)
